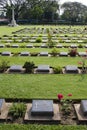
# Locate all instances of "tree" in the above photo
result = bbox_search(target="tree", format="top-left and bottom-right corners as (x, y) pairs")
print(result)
(0, 0), (25, 20)
(61, 2), (87, 24)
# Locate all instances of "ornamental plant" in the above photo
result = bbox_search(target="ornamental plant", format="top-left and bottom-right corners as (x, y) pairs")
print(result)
(57, 93), (72, 115)
(68, 48), (77, 57)
(9, 102), (26, 119)
(78, 53), (87, 73)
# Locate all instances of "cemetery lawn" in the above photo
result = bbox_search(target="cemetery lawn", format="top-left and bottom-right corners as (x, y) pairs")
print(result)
(0, 124), (87, 130)
(0, 56), (86, 67)
(0, 74), (87, 99)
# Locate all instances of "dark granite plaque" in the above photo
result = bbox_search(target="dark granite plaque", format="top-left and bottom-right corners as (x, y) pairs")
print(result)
(78, 52), (87, 56)
(26, 44), (33, 48)
(56, 44), (63, 48)
(80, 100), (87, 116)
(39, 52), (48, 56)
(65, 65), (78, 73)
(41, 44), (48, 48)
(37, 65), (50, 72)
(11, 44), (19, 48)
(31, 100), (54, 116)
(20, 52), (30, 56)
(9, 65), (23, 72)
(59, 52), (68, 56)
(0, 99), (5, 114)
(70, 44), (77, 48)
(0, 44), (4, 48)
(1, 51), (11, 56)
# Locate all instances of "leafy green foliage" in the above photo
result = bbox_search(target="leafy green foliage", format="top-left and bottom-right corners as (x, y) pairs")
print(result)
(23, 61), (35, 73)
(35, 37), (42, 43)
(51, 47), (58, 56)
(0, 60), (9, 72)
(53, 66), (62, 74)
(9, 103), (26, 118)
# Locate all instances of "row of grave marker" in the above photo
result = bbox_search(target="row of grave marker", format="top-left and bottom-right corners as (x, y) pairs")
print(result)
(0, 44), (87, 48)
(0, 99), (87, 123)
(2, 64), (83, 74)
(0, 51), (87, 57)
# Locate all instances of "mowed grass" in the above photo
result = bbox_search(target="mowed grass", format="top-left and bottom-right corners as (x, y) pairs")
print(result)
(0, 47), (87, 53)
(0, 56), (85, 67)
(0, 74), (87, 99)
(0, 124), (87, 130)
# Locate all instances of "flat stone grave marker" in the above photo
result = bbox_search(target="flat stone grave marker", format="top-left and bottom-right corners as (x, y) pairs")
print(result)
(1, 51), (11, 56)
(56, 44), (63, 48)
(37, 65), (50, 72)
(41, 44), (48, 48)
(70, 44), (77, 48)
(0, 99), (5, 114)
(20, 52), (30, 56)
(31, 100), (54, 116)
(74, 100), (87, 122)
(77, 40), (83, 43)
(65, 65), (78, 73)
(0, 44), (4, 48)
(78, 52), (87, 56)
(80, 100), (87, 116)
(85, 45), (87, 48)
(9, 65), (23, 72)
(59, 52), (68, 56)
(26, 44), (33, 48)
(39, 52), (48, 56)
(11, 44), (19, 48)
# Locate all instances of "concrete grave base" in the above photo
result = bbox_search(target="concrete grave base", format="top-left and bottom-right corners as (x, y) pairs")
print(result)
(74, 104), (87, 122)
(24, 103), (61, 124)
(0, 103), (12, 121)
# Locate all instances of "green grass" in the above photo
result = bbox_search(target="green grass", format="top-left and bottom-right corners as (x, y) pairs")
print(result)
(0, 124), (87, 130)
(0, 56), (86, 67)
(0, 25), (87, 129)
(0, 47), (87, 53)
(0, 74), (87, 99)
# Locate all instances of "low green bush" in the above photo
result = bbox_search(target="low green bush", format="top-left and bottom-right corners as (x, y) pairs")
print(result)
(35, 37), (42, 43)
(53, 66), (62, 74)
(51, 47), (58, 56)
(9, 102), (26, 119)
(23, 61), (35, 73)
(0, 60), (9, 72)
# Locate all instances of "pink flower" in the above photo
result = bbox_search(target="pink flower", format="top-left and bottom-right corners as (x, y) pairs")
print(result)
(68, 94), (72, 97)
(57, 94), (63, 100)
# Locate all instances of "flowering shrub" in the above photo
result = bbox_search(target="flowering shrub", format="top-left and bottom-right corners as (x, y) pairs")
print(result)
(78, 54), (87, 73)
(69, 48), (77, 57)
(57, 93), (63, 101)
(57, 93), (72, 115)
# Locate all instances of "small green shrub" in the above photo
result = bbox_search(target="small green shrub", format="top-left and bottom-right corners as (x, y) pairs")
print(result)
(31, 52), (38, 56)
(0, 60), (9, 72)
(78, 44), (83, 48)
(5, 43), (11, 47)
(23, 61), (35, 73)
(9, 103), (26, 118)
(53, 66), (62, 74)
(51, 47), (58, 56)
(35, 37), (42, 43)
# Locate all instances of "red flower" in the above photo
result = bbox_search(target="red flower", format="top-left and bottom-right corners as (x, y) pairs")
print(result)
(78, 62), (82, 65)
(86, 50), (87, 53)
(68, 94), (72, 97)
(57, 94), (63, 100)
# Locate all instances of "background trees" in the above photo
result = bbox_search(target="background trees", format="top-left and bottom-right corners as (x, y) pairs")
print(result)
(0, 0), (87, 24)
(61, 2), (87, 24)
